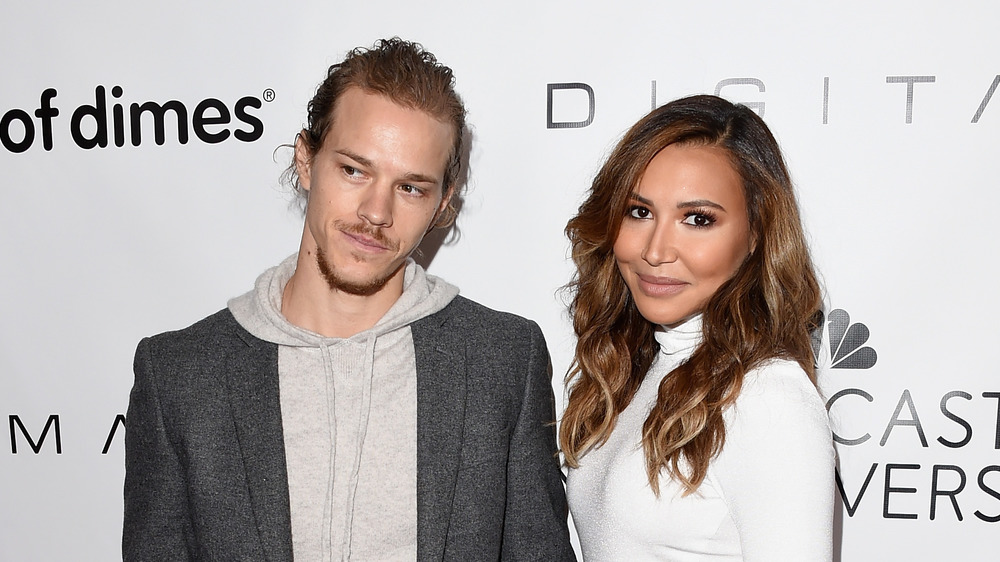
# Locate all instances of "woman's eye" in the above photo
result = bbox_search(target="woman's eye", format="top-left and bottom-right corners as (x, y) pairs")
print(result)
(628, 206), (651, 219)
(682, 213), (715, 227)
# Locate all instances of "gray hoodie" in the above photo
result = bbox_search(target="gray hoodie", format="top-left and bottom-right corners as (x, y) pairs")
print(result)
(228, 254), (459, 561)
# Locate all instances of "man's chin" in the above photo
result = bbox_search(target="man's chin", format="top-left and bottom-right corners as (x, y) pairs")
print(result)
(316, 250), (405, 297)
(325, 274), (391, 297)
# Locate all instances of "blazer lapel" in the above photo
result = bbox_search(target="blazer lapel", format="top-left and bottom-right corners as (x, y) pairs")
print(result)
(226, 324), (294, 562)
(412, 308), (467, 560)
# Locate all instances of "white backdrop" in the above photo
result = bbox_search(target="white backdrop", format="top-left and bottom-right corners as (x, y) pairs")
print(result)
(2, 1), (998, 560)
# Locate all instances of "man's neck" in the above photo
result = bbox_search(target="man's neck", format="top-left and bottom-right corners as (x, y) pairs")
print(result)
(280, 253), (404, 339)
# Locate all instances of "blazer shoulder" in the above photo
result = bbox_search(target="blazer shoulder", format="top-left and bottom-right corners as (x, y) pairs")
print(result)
(424, 295), (543, 339)
(136, 309), (268, 383)
(142, 309), (252, 351)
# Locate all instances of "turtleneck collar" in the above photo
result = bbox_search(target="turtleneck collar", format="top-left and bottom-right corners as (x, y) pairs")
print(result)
(654, 314), (703, 356)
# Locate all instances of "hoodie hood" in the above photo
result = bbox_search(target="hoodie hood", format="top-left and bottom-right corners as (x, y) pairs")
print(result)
(227, 253), (459, 346)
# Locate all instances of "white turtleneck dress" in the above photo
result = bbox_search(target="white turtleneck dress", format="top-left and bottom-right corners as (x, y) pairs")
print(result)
(566, 316), (835, 561)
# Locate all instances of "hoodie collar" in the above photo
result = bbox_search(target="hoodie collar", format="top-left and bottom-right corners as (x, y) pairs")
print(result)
(228, 253), (459, 347)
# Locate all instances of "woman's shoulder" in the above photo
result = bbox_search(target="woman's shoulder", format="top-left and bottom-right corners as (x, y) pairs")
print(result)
(742, 358), (820, 398)
(715, 357), (835, 480)
(729, 358), (830, 429)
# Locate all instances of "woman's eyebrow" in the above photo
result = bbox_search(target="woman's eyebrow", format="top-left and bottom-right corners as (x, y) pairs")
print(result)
(628, 193), (653, 206)
(677, 199), (725, 211)
(629, 193), (726, 211)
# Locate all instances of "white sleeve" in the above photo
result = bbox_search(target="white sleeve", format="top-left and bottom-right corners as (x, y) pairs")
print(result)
(711, 360), (836, 562)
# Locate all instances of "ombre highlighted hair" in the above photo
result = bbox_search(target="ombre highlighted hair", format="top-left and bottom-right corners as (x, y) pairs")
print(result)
(560, 95), (822, 494)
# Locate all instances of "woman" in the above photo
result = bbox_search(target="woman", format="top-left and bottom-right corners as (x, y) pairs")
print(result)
(562, 95), (835, 561)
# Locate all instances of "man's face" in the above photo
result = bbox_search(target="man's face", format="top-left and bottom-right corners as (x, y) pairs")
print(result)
(295, 87), (453, 296)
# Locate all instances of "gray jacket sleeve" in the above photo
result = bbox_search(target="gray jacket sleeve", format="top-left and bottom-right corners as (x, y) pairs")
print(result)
(122, 311), (290, 562)
(500, 322), (576, 561)
(123, 337), (196, 561)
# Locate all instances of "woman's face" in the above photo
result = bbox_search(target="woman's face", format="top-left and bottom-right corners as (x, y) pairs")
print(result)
(614, 143), (753, 328)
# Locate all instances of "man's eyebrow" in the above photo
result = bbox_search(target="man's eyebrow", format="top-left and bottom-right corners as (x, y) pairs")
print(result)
(335, 149), (374, 169)
(335, 149), (441, 185)
(400, 171), (441, 185)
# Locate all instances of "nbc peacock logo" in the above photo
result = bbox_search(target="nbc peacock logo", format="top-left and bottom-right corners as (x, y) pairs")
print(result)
(812, 309), (877, 369)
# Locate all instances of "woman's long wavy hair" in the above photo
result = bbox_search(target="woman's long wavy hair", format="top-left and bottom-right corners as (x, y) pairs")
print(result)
(560, 95), (822, 495)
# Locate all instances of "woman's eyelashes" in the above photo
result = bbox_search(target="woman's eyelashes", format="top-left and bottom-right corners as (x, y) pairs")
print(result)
(626, 204), (718, 228)
(627, 204), (652, 219)
(682, 210), (718, 228)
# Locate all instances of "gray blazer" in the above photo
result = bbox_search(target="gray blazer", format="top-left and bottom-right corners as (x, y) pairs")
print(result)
(123, 296), (575, 561)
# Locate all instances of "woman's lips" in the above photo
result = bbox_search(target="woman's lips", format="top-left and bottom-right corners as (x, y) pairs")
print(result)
(636, 274), (688, 297)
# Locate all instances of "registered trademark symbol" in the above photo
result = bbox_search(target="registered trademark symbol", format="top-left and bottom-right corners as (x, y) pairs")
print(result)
(263, 89), (276, 102)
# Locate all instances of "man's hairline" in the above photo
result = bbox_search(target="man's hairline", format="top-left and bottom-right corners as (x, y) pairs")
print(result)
(301, 85), (461, 193)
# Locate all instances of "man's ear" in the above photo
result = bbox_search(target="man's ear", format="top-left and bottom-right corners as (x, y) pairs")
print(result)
(294, 131), (312, 191)
(430, 184), (455, 230)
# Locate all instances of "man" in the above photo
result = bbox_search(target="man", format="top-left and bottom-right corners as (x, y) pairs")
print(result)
(123, 38), (575, 561)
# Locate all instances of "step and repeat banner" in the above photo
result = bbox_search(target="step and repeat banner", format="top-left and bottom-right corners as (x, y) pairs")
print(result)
(2, 1), (996, 560)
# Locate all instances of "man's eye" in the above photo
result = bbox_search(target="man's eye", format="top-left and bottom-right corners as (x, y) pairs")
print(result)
(342, 165), (362, 177)
(628, 206), (651, 219)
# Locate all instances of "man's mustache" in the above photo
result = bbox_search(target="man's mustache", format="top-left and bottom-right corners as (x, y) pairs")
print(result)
(335, 221), (400, 252)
